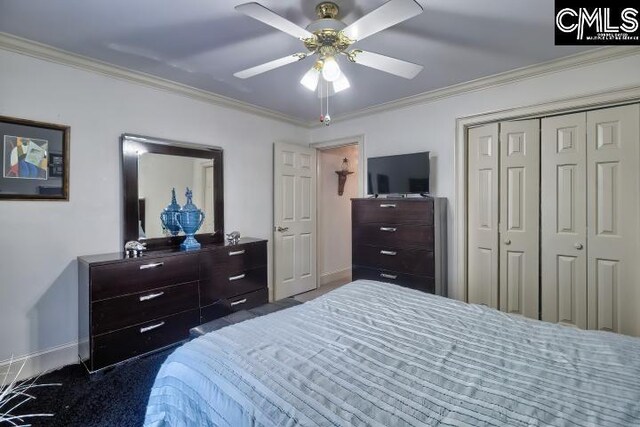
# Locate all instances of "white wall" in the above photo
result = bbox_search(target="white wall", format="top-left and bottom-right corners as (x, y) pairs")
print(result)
(139, 154), (199, 238)
(309, 52), (640, 300)
(0, 48), (307, 369)
(317, 145), (359, 284)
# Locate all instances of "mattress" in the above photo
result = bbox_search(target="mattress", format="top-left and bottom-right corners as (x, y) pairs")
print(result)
(144, 280), (640, 426)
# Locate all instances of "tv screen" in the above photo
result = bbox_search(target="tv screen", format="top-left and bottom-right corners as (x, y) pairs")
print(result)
(367, 152), (430, 195)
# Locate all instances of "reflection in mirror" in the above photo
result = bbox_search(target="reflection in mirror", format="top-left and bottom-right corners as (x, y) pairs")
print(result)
(138, 153), (215, 240)
(122, 133), (224, 249)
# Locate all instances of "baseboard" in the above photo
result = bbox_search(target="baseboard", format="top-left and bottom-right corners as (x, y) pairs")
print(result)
(0, 341), (79, 381)
(319, 268), (352, 287)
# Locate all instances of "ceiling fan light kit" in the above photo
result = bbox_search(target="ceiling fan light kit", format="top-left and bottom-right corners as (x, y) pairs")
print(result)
(234, 0), (425, 124)
(321, 56), (341, 81)
(300, 63), (321, 91)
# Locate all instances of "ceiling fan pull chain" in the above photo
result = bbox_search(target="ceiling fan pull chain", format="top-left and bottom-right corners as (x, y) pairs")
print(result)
(319, 78), (324, 122)
(324, 79), (331, 126)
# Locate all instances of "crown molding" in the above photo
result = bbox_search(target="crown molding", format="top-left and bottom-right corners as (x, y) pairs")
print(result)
(0, 32), (308, 127)
(2, 33), (638, 130)
(308, 46), (640, 128)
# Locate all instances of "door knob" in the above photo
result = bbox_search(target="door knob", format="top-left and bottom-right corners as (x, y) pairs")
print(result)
(574, 242), (583, 250)
(504, 239), (511, 245)
(276, 226), (289, 232)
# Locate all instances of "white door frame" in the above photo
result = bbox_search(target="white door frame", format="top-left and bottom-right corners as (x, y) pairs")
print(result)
(455, 84), (640, 303)
(310, 135), (365, 288)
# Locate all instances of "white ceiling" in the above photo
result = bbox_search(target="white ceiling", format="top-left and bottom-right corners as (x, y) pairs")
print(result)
(0, 0), (594, 121)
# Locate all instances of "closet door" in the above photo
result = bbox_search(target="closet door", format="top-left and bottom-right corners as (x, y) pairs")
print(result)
(541, 113), (587, 328)
(586, 104), (640, 335)
(499, 120), (540, 318)
(468, 124), (499, 308)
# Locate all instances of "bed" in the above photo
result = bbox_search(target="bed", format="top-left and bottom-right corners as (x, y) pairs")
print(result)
(144, 280), (640, 426)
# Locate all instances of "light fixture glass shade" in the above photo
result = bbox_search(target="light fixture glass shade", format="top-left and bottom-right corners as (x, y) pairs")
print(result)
(300, 66), (320, 91)
(322, 56), (341, 82)
(333, 73), (350, 93)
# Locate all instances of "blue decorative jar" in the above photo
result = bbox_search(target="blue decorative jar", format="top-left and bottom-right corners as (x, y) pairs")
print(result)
(160, 188), (182, 236)
(176, 187), (205, 250)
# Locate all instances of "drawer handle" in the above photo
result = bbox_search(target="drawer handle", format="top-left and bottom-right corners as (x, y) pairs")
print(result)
(140, 262), (164, 270)
(229, 250), (245, 256)
(139, 291), (164, 302)
(229, 274), (246, 281)
(230, 298), (247, 307)
(379, 204), (396, 208)
(140, 321), (165, 333)
(380, 273), (398, 280)
(380, 250), (397, 256)
(379, 227), (397, 232)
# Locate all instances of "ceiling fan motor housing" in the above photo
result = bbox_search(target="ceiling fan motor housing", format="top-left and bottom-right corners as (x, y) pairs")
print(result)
(303, 2), (353, 57)
(305, 20), (351, 57)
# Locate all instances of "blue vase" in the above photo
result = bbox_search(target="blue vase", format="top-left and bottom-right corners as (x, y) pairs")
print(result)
(160, 188), (181, 236)
(176, 187), (205, 250)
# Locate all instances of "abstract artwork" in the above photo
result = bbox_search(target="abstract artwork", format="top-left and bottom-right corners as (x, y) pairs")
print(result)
(0, 115), (69, 201)
(3, 136), (49, 180)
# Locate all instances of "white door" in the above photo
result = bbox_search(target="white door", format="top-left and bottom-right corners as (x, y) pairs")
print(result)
(541, 112), (587, 328)
(586, 104), (640, 335)
(273, 142), (317, 300)
(499, 120), (540, 319)
(467, 124), (499, 308)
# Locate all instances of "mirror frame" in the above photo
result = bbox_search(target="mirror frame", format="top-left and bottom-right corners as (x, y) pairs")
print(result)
(121, 134), (224, 249)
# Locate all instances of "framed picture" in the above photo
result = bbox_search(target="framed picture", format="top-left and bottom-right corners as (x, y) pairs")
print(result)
(0, 116), (70, 200)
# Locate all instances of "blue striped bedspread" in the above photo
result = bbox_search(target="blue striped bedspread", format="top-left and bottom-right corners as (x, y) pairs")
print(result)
(144, 280), (640, 426)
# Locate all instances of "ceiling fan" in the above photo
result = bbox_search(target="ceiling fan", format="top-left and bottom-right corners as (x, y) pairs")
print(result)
(233, 0), (425, 95)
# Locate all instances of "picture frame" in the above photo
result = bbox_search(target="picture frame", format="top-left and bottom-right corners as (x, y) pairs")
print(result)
(0, 115), (70, 201)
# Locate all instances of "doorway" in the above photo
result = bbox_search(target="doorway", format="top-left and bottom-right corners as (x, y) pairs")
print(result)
(315, 142), (361, 291)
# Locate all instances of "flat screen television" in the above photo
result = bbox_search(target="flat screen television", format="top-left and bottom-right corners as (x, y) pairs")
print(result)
(367, 151), (430, 195)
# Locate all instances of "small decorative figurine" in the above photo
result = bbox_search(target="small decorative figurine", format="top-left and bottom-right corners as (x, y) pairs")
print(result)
(226, 231), (241, 245)
(160, 188), (181, 236)
(124, 240), (147, 258)
(176, 187), (205, 250)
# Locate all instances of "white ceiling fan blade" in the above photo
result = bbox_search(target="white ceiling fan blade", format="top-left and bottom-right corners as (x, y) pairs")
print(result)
(235, 2), (313, 40)
(234, 53), (306, 79)
(342, 0), (423, 42)
(348, 50), (423, 79)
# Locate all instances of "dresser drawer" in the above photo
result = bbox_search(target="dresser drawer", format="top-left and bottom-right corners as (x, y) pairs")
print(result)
(201, 266), (267, 304)
(92, 309), (199, 370)
(352, 199), (433, 225)
(200, 288), (269, 323)
(201, 242), (267, 278)
(92, 281), (199, 335)
(91, 254), (198, 301)
(353, 224), (434, 249)
(353, 245), (434, 277)
(353, 267), (435, 293)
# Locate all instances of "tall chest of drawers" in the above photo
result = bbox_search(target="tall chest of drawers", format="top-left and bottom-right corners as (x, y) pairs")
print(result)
(352, 197), (447, 296)
(78, 238), (268, 373)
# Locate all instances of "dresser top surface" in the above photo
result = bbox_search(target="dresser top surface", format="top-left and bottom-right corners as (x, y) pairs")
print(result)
(351, 196), (442, 202)
(78, 237), (267, 266)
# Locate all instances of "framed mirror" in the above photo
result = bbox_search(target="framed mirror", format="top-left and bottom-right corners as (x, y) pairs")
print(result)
(121, 134), (224, 249)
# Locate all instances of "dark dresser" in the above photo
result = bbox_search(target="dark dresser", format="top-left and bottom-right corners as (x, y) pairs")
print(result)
(78, 238), (267, 373)
(352, 197), (447, 296)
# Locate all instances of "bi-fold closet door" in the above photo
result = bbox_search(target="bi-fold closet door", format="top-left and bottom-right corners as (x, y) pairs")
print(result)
(541, 104), (640, 336)
(468, 119), (540, 318)
(468, 104), (640, 336)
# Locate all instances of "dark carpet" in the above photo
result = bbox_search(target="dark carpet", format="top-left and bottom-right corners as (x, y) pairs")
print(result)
(11, 298), (303, 427)
(15, 349), (169, 427)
